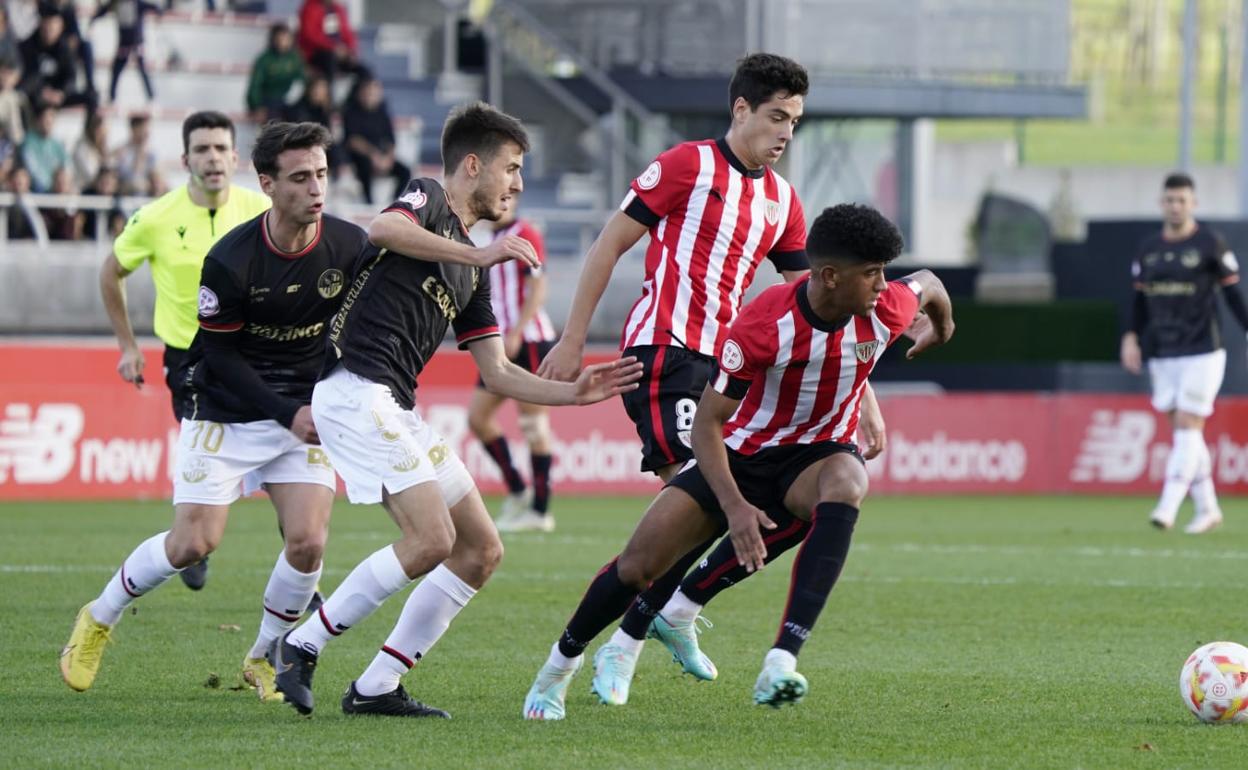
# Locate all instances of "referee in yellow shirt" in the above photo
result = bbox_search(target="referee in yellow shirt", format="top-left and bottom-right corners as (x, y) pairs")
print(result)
(99, 111), (270, 590)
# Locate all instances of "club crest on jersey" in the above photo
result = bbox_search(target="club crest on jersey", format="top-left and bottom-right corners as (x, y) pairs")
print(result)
(764, 199), (780, 226)
(1224, 251), (1240, 272)
(1180, 249), (1201, 268)
(399, 189), (428, 210)
(855, 339), (881, 363)
(720, 340), (745, 373)
(637, 161), (661, 190)
(317, 269), (344, 299)
(198, 286), (220, 317)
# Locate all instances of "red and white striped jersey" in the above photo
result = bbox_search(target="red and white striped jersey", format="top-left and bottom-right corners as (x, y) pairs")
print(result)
(487, 220), (556, 342)
(712, 278), (922, 454)
(618, 138), (808, 357)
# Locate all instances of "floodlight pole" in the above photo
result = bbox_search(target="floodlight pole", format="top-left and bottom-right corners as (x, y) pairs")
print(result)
(1179, 0), (1197, 171)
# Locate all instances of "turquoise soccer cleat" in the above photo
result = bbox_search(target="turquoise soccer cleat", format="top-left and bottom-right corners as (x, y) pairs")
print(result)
(648, 613), (718, 681)
(590, 642), (640, 705)
(523, 656), (583, 720)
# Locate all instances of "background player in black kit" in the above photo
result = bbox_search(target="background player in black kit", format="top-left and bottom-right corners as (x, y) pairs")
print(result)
(1120, 172), (1248, 534)
(61, 122), (367, 706)
(270, 102), (642, 720)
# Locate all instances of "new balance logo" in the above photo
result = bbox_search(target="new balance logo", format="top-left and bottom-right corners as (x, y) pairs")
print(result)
(0, 403), (83, 484)
(1070, 409), (1156, 483)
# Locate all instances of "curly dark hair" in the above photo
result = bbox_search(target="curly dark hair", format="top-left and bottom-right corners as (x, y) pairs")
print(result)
(441, 101), (530, 175)
(1164, 171), (1195, 191)
(729, 53), (809, 111)
(807, 204), (904, 265)
(251, 121), (331, 177)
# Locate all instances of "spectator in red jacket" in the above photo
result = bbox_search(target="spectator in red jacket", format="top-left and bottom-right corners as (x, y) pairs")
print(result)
(297, 0), (361, 85)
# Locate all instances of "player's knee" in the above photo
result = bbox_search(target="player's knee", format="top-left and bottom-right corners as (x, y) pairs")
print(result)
(518, 412), (550, 446)
(819, 463), (869, 507)
(477, 533), (505, 575)
(168, 532), (218, 568)
(615, 550), (659, 590)
(467, 409), (493, 440)
(283, 530), (327, 567)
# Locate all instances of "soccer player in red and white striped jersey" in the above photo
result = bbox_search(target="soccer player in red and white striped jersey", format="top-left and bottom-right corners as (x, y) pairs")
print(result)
(468, 201), (561, 533)
(524, 204), (953, 718)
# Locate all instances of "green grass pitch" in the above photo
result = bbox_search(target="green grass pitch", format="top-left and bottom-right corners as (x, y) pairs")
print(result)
(3, 495), (1247, 768)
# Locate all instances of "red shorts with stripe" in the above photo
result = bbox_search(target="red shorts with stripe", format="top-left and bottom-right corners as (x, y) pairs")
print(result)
(475, 340), (556, 387)
(668, 440), (863, 524)
(618, 344), (716, 474)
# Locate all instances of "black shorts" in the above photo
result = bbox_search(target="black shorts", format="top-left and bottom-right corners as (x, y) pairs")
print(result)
(476, 339), (555, 387)
(618, 344), (716, 474)
(163, 345), (189, 421)
(669, 441), (863, 523)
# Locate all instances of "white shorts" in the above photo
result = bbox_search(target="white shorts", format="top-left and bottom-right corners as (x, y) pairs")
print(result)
(172, 418), (337, 505)
(1148, 349), (1226, 417)
(311, 365), (475, 506)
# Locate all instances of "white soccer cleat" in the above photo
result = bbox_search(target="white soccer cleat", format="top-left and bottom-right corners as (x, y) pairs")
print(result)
(1184, 509), (1223, 535)
(496, 490), (532, 527)
(1149, 509), (1176, 531)
(752, 651), (808, 708)
(497, 510), (555, 533)
(590, 642), (639, 705)
(523, 656), (583, 721)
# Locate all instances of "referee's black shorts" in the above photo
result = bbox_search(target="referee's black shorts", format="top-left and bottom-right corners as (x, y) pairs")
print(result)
(618, 344), (715, 474)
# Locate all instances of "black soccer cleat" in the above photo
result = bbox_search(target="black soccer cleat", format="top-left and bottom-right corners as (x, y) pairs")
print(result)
(270, 633), (318, 716)
(341, 681), (451, 719)
(179, 557), (209, 591)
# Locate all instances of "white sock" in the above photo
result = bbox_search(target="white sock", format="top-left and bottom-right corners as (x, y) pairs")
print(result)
(659, 589), (704, 625)
(287, 545), (410, 656)
(1189, 439), (1221, 516)
(1154, 429), (1203, 524)
(92, 531), (179, 626)
(355, 564), (477, 696)
(248, 550), (322, 659)
(607, 627), (644, 656)
(545, 640), (581, 671)
(765, 647), (798, 671)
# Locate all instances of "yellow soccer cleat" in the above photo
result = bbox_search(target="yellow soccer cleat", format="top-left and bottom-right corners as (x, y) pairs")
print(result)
(242, 656), (285, 703)
(60, 602), (112, 692)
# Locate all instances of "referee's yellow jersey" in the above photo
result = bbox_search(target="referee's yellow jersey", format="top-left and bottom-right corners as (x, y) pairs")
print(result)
(113, 184), (271, 349)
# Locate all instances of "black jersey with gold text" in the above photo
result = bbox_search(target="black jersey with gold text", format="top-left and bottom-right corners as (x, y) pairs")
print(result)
(186, 212), (368, 424)
(326, 178), (500, 410)
(1132, 226), (1239, 358)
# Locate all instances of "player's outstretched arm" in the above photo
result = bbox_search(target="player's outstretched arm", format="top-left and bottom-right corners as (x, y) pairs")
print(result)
(99, 252), (144, 387)
(367, 211), (539, 269)
(901, 269), (955, 359)
(470, 335), (642, 405)
(537, 211), (648, 381)
(691, 385), (775, 572)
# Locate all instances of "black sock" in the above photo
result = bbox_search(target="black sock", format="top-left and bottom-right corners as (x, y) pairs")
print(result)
(531, 453), (552, 514)
(774, 502), (858, 657)
(482, 436), (525, 494)
(680, 514), (811, 605)
(618, 534), (720, 640)
(558, 560), (640, 658)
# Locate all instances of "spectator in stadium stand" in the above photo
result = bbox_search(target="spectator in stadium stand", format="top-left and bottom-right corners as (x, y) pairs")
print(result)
(20, 101), (67, 193)
(0, 5), (19, 65)
(48, 0), (95, 93)
(43, 165), (81, 239)
(81, 165), (126, 239)
(72, 110), (108, 189)
(246, 22), (304, 122)
(0, 57), (28, 144)
(18, 3), (96, 110)
(296, 0), (360, 86)
(281, 75), (343, 177)
(5, 165), (45, 239)
(92, 0), (161, 104)
(113, 112), (165, 196)
(342, 73), (408, 205)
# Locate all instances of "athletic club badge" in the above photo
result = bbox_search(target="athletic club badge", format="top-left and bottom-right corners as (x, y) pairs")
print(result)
(637, 161), (661, 190)
(764, 199), (780, 226)
(198, 286), (219, 317)
(720, 339), (745, 372)
(855, 339), (880, 363)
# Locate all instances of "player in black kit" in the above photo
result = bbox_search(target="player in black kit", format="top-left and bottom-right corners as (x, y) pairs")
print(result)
(1120, 172), (1248, 534)
(270, 102), (642, 719)
(60, 122), (367, 704)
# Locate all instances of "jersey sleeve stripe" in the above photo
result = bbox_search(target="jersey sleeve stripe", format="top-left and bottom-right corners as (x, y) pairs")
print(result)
(199, 321), (244, 332)
(455, 326), (500, 345)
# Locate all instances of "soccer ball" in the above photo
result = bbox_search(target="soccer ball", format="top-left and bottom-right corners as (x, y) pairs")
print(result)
(1179, 641), (1248, 724)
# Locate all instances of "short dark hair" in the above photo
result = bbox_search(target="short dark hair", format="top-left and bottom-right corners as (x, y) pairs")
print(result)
(268, 22), (291, 48)
(251, 121), (331, 177)
(1164, 172), (1195, 191)
(182, 110), (235, 154)
(441, 101), (530, 175)
(729, 53), (809, 111)
(807, 204), (904, 265)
